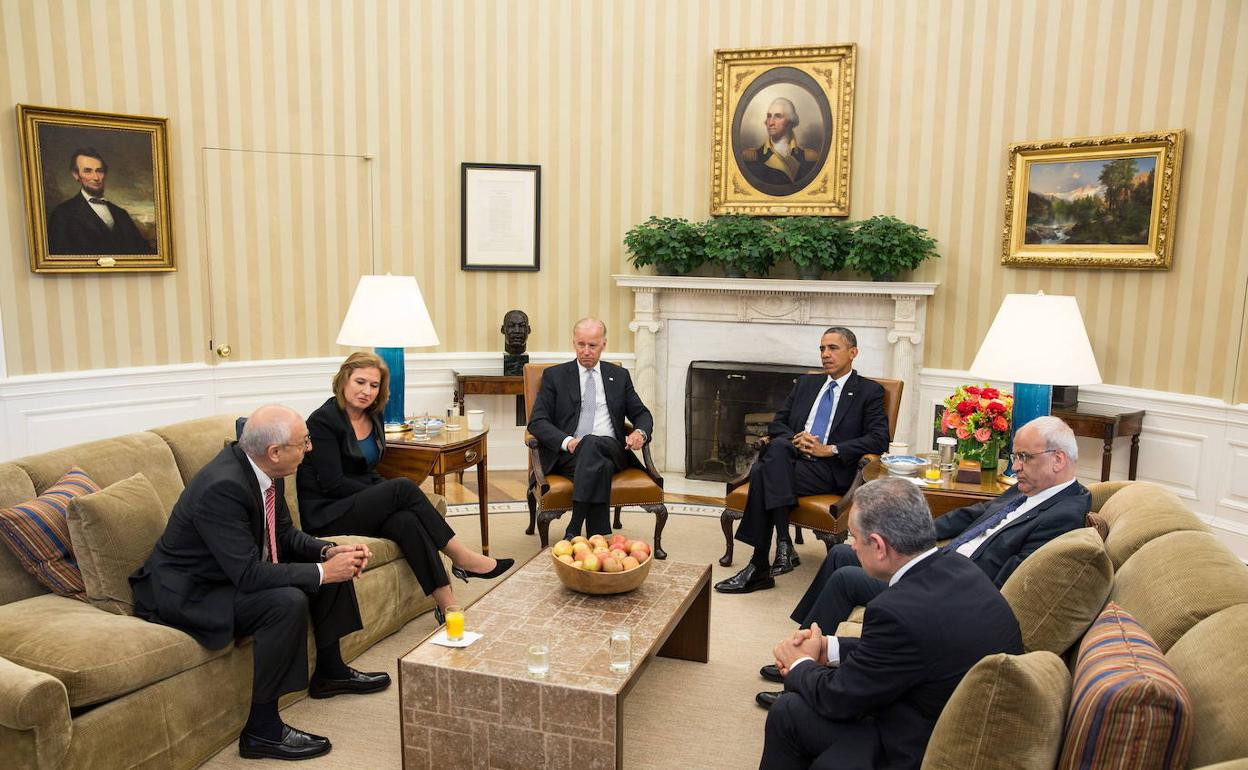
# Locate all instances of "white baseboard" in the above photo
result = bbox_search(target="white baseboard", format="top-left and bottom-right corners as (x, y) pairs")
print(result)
(918, 369), (1248, 560)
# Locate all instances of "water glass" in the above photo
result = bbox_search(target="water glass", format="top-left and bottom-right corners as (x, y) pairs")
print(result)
(609, 628), (631, 673)
(526, 632), (551, 677)
(445, 404), (462, 431)
(412, 414), (429, 440)
(444, 605), (465, 642)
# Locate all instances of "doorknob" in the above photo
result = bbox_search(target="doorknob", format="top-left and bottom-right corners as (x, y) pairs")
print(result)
(215, 344), (232, 359)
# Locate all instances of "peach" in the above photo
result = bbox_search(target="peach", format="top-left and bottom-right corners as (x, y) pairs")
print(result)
(581, 553), (601, 572)
(621, 556), (640, 571)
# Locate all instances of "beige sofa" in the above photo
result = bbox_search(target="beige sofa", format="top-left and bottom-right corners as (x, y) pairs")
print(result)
(910, 481), (1248, 769)
(0, 415), (440, 769)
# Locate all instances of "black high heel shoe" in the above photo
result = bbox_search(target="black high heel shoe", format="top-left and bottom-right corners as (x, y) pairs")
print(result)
(451, 558), (514, 583)
(433, 606), (446, 625)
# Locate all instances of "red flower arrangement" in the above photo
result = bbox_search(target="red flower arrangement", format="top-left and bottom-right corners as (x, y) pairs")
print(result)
(936, 384), (1014, 467)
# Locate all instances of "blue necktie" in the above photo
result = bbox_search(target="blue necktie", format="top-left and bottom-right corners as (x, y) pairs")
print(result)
(808, 380), (837, 443)
(945, 494), (1028, 552)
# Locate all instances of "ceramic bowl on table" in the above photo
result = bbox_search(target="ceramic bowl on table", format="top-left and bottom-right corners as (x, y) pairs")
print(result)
(879, 454), (929, 477)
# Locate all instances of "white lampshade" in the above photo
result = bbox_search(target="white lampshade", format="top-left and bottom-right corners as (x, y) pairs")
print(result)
(968, 292), (1101, 385)
(336, 275), (440, 348)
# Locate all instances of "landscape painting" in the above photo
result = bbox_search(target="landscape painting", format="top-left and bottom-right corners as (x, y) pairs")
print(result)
(1002, 130), (1183, 270)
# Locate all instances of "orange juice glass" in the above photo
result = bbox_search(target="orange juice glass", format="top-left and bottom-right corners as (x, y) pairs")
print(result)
(445, 605), (465, 641)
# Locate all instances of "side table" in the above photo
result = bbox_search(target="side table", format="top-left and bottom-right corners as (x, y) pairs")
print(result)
(454, 371), (526, 425)
(1052, 404), (1145, 482)
(376, 427), (492, 554)
(865, 460), (1008, 517)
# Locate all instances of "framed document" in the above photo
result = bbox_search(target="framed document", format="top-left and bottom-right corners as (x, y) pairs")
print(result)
(17, 104), (176, 273)
(461, 163), (541, 271)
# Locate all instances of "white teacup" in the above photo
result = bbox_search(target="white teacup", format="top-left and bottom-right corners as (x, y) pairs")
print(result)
(466, 409), (485, 431)
(888, 441), (910, 456)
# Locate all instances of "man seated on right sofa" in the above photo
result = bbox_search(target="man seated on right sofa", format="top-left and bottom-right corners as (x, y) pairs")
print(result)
(756, 415), (1090, 706)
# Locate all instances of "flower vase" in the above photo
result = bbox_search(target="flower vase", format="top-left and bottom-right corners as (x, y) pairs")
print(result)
(958, 438), (1001, 471)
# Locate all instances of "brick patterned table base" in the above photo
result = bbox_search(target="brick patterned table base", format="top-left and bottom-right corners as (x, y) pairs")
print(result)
(399, 555), (711, 770)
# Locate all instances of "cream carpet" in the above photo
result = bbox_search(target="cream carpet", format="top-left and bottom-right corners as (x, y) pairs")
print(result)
(201, 506), (831, 769)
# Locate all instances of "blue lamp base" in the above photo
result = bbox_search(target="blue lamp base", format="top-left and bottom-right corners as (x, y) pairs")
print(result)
(1004, 382), (1052, 477)
(376, 347), (406, 425)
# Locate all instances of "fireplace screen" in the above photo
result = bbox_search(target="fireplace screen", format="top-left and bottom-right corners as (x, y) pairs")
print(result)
(685, 361), (812, 482)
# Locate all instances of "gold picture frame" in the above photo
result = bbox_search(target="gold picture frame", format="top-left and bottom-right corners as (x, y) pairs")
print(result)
(1002, 129), (1183, 269)
(17, 104), (175, 273)
(710, 44), (856, 217)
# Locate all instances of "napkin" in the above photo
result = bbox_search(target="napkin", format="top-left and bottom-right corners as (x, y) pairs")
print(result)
(429, 630), (483, 648)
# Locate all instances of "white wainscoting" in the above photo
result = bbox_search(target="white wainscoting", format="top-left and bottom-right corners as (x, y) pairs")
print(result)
(919, 369), (1248, 560)
(0, 352), (633, 473)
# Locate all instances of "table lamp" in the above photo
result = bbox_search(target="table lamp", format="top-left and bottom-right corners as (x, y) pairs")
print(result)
(336, 274), (440, 426)
(968, 292), (1101, 471)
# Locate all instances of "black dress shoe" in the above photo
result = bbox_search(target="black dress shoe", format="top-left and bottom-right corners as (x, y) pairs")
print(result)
(769, 540), (800, 576)
(714, 563), (776, 594)
(238, 724), (331, 760)
(308, 667), (391, 699)
(451, 557), (515, 582)
(760, 663), (783, 683)
(755, 691), (782, 710)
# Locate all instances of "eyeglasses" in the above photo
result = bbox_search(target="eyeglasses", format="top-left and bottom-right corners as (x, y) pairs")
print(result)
(1009, 449), (1058, 464)
(276, 435), (312, 451)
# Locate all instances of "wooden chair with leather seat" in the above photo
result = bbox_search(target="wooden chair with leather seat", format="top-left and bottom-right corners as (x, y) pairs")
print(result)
(522, 363), (669, 559)
(719, 377), (904, 566)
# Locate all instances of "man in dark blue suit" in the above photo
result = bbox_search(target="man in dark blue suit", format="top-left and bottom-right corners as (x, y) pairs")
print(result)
(131, 405), (388, 761)
(761, 478), (1023, 770)
(527, 317), (654, 538)
(46, 148), (155, 255)
(716, 327), (890, 594)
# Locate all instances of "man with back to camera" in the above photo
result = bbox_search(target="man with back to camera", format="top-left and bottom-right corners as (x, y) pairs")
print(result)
(46, 147), (155, 255)
(740, 96), (820, 190)
(759, 478), (1024, 769)
(755, 415), (1089, 707)
(715, 326), (890, 594)
(130, 405), (389, 761)
(527, 317), (654, 539)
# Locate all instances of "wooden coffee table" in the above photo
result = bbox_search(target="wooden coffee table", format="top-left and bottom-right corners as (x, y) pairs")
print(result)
(398, 552), (711, 769)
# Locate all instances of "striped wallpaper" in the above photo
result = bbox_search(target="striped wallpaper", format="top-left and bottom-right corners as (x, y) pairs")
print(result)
(0, 0), (1245, 402)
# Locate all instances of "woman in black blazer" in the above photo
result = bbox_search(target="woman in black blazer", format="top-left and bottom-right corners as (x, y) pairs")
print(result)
(297, 352), (512, 620)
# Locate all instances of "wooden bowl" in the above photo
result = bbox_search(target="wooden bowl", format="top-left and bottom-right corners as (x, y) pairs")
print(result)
(551, 550), (653, 595)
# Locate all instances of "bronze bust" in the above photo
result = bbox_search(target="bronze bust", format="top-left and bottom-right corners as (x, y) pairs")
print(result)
(501, 309), (531, 375)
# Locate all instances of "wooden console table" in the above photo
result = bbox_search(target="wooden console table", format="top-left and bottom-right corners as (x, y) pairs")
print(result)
(454, 371), (526, 425)
(1052, 404), (1145, 482)
(377, 427), (492, 554)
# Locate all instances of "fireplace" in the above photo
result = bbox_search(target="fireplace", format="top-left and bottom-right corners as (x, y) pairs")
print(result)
(684, 361), (810, 481)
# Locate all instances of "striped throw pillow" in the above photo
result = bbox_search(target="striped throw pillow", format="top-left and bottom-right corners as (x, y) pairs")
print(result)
(1058, 602), (1193, 770)
(0, 467), (100, 599)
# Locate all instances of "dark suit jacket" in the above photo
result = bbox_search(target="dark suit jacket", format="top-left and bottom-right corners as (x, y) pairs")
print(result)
(935, 480), (1091, 587)
(783, 551), (1024, 770)
(296, 397), (386, 533)
(769, 371), (891, 493)
(527, 360), (654, 475)
(46, 193), (155, 255)
(130, 444), (330, 650)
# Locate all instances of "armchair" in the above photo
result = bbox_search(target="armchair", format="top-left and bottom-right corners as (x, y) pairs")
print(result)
(719, 377), (903, 566)
(522, 363), (669, 558)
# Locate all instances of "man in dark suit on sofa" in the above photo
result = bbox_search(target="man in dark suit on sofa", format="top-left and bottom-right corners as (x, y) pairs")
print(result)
(528, 317), (654, 539)
(130, 405), (389, 761)
(46, 148), (155, 255)
(761, 478), (1024, 770)
(715, 327), (890, 594)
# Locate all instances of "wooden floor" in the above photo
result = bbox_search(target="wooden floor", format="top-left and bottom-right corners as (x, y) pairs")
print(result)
(421, 469), (724, 507)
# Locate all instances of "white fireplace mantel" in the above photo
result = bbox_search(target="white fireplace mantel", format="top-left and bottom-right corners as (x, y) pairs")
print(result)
(614, 275), (939, 474)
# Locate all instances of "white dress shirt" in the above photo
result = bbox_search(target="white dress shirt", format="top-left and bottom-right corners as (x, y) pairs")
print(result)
(560, 362), (616, 451)
(955, 478), (1077, 558)
(802, 371), (853, 442)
